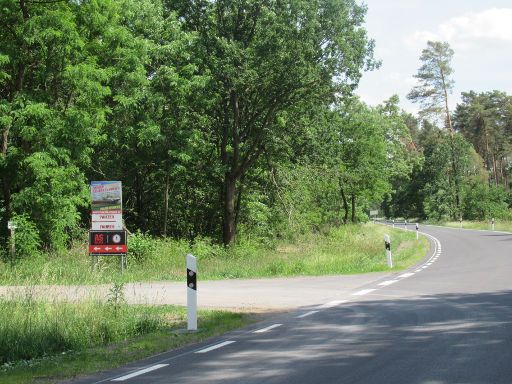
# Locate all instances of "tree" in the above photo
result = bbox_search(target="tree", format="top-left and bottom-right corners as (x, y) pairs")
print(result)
(170, 0), (378, 245)
(407, 41), (462, 217)
(453, 91), (512, 188)
(407, 41), (455, 131)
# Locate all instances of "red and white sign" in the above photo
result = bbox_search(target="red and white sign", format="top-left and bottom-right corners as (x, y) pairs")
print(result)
(91, 210), (123, 230)
(88, 244), (127, 254)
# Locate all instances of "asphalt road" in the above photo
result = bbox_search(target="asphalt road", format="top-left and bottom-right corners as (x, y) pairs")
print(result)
(70, 225), (512, 384)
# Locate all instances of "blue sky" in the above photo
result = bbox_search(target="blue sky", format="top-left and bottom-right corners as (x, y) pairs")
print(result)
(355, 0), (512, 114)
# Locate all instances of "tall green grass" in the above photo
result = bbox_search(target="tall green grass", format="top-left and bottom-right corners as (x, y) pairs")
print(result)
(0, 224), (429, 285)
(0, 293), (245, 366)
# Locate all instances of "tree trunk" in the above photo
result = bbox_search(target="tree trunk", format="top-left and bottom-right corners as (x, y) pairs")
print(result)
(222, 174), (236, 246)
(339, 182), (349, 224)
(351, 194), (356, 223)
(163, 174), (169, 237)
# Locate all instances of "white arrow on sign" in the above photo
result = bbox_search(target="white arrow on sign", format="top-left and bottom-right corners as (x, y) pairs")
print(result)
(115, 246), (123, 251)
(105, 247), (112, 251)
(94, 247), (101, 251)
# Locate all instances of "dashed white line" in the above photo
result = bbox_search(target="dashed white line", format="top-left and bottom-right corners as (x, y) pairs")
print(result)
(253, 324), (283, 333)
(399, 273), (415, 278)
(353, 289), (376, 296)
(415, 269), (422, 272)
(297, 311), (319, 318)
(111, 364), (169, 381)
(317, 300), (347, 309)
(195, 341), (236, 353)
(422, 266), (429, 269)
(378, 280), (398, 286)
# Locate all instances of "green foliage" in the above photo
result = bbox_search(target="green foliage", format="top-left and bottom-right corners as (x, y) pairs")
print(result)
(5, 215), (41, 262)
(127, 231), (156, 263)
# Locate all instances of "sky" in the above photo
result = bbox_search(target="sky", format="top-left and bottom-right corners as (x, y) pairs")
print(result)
(355, 0), (512, 115)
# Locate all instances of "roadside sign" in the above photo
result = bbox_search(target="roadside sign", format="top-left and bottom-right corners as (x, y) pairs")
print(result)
(91, 211), (123, 230)
(370, 210), (378, 217)
(91, 181), (122, 211)
(7, 221), (17, 230)
(89, 230), (127, 255)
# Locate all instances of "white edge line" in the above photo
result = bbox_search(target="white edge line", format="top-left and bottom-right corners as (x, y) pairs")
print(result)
(253, 324), (283, 333)
(378, 280), (398, 286)
(297, 311), (319, 318)
(111, 364), (169, 382)
(195, 341), (236, 354)
(398, 273), (414, 278)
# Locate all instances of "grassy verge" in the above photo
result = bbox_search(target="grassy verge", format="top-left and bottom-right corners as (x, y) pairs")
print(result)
(0, 296), (251, 384)
(441, 220), (512, 232)
(0, 224), (429, 285)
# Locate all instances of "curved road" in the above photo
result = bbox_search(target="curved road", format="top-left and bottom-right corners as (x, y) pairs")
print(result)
(72, 225), (512, 384)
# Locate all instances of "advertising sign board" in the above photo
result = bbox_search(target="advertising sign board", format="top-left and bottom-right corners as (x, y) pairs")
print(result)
(88, 230), (127, 255)
(91, 211), (123, 230)
(91, 181), (122, 211)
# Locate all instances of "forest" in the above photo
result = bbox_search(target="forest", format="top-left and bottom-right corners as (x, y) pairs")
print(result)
(1, 0), (512, 258)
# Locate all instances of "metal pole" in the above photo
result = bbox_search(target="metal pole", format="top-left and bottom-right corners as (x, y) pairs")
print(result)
(10, 227), (15, 265)
(384, 234), (393, 268)
(187, 254), (197, 331)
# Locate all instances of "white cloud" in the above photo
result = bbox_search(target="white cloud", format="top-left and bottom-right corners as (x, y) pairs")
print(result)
(403, 8), (512, 50)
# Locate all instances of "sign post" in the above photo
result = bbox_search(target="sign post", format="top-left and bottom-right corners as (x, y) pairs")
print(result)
(384, 234), (393, 268)
(89, 181), (127, 270)
(187, 254), (197, 331)
(7, 221), (16, 264)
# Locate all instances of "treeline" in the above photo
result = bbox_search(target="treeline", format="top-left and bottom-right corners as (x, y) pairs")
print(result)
(386, 41), (512, 222)
(1, 1), (511, 257)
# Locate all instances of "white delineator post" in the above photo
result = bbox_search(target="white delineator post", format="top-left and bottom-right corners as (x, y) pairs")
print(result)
(492, 218), (495, 231)
(404, 219), (407, 231)
(392, 219), (395, 228)
(416, 223), (419, 240)
(187, 254), (197, 331)
(384, 234), (393, 268)
(459, 217), (463, 229)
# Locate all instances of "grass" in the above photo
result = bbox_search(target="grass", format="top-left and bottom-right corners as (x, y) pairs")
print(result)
(0, 293), (251, 384)
(0, 224), (429, 285)
(441, 220), (512, 232)
(0, 224), (429, 284)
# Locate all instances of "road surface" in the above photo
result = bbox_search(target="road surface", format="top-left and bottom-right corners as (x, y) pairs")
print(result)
(70, 225), (512, 384)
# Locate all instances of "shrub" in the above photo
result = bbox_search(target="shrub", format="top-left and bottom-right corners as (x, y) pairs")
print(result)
(128, 231), (156, 263)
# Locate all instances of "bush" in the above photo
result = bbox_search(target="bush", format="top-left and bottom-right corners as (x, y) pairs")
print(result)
(128, 231), (156, 263)
(5, 214), (41, 263)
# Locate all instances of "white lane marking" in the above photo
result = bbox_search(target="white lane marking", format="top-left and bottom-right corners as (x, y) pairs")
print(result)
(415, 269), (422, 272)
(253, 324), (283, 333)
(378, 280), (398, 286)
(422, 266), (429, 269)
(195, 341), (236, 353)
(111, 364), (169, 382)
(317, 300), (347, 309)
(353, 289), (376, 296)
(399, 273), (415, 278)
(297, 311), (319, 318)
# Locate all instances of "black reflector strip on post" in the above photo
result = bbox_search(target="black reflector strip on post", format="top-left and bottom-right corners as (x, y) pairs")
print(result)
(187, 268), (197, 291)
